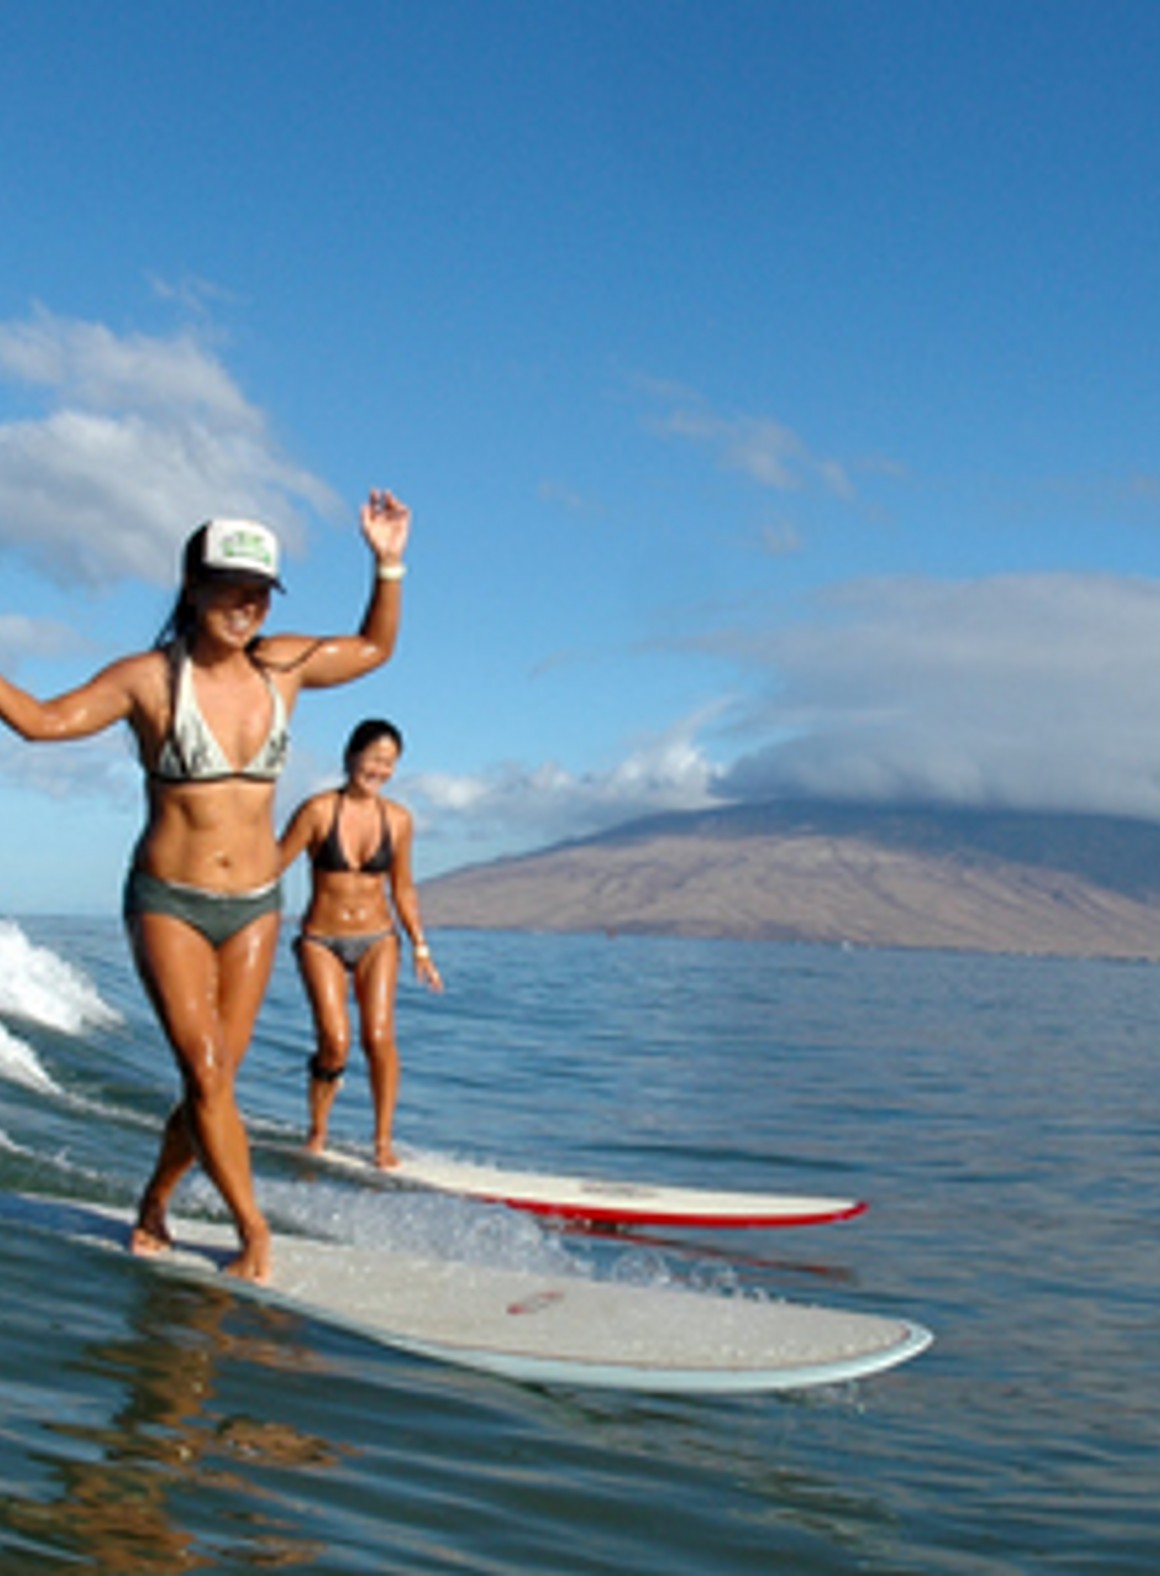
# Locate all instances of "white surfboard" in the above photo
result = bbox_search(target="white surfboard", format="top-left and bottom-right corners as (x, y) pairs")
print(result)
(312, 1146), (869, 1230)
(6, 1194), (931, 1395)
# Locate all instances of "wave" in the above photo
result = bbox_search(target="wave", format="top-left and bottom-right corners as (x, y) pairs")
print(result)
(0, 1020), (61, 1095)
(0, 919), (121, 1035)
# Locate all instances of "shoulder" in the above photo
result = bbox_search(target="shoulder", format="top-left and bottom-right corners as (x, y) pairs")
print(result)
(97, 648), (170, 703)
(279, 788), (333, 851)
(384, 798), (413, 835)
(99, 645), (167, 679)
(293, 789), (337, 824)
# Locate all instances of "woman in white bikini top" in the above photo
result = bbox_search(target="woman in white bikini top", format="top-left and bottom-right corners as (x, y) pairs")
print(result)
(0, 494), (412, 1284)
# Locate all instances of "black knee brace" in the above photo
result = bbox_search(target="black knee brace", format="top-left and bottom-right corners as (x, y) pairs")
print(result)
(308, 1052), (346, 1084)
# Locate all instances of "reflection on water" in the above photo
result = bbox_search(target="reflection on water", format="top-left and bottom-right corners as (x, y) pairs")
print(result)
(1, 1237), (337, 1572)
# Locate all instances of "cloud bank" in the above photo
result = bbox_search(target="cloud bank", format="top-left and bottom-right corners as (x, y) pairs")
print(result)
(0, 309), (338, 587)
(406, 714), (723, 859)
(409, 571), (1160, 863)
(714, 572), (1160, 822)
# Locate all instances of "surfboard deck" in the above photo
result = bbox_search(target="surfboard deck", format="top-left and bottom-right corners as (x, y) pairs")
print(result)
(310, 1146), (869, 1229)
(5, 1193), (931, 1395)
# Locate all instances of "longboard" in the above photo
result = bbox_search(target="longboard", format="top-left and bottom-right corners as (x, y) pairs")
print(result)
(311, 1146), (869, 1230)
(4, 1193), (931, 1396)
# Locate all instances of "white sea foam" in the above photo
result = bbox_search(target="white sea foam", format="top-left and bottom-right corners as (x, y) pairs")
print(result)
(233, 1172), (580, 1277)
(0, 920), (121, 1035)
(0, 1020), (59, 1094)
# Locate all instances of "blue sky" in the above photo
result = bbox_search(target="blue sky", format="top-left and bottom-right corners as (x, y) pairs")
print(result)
(3, 1), (1160, 913)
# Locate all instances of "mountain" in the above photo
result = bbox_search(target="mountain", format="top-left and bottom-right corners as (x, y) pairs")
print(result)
(419, 800), (1160, 959)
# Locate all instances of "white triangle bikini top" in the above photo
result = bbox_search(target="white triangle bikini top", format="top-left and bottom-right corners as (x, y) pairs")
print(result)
(150, 642), (290, 783)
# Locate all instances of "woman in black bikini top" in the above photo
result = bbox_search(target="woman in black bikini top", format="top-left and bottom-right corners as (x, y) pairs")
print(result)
(279, 718), (442, 1168)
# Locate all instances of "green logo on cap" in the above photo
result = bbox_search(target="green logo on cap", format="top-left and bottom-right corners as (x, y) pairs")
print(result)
(222, 529), (274, 568)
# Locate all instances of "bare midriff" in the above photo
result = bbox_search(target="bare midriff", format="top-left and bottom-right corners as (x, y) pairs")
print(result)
(301, 871), (394, 937)
(137, 779), (280, 892)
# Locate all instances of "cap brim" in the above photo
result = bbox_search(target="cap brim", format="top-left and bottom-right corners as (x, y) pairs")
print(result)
(201, 566), (285, 593)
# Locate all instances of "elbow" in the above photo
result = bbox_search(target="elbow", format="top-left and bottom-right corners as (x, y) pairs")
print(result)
(360, 634), (398, 672)
(7, 715), (48, 743)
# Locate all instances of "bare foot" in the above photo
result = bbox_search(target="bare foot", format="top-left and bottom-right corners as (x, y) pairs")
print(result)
(130, 1198), (173, 1257)
(304, 1131), (326, 1156)
(223, 1222), (272, 1285)
(374, 1142), (400, 1170)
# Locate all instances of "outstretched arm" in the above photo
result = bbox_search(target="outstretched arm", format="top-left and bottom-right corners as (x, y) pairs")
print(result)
(272, 490), (413, 692)
(0, 656), (142, 743)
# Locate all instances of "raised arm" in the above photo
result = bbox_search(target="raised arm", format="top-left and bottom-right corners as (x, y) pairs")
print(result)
(356, 487), (410, 659)
(268, 490), (412, 693)
(0, 655), (145, 743)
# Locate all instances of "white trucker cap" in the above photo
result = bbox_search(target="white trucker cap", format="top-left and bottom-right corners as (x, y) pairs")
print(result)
(200, 518), (283, 589)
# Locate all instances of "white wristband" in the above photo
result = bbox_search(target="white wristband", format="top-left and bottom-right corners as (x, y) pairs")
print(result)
(414, 942), (431, 958)
(377, 561), (406, 581)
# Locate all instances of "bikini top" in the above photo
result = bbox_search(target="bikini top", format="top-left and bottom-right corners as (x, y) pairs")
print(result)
(312, 793), (394, 875)
(150, 641), (290, 783)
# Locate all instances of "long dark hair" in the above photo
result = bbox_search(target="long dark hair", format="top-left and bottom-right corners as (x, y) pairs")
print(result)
(154, 526), (212, 649)
(344, 719), (404, 777)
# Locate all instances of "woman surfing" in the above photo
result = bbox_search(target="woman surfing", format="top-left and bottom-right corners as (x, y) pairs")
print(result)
(0, 490), (412, 1280)
(280, 718), (442, 1168)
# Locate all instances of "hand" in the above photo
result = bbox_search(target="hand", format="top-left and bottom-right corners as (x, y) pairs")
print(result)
(415, 953), (443, 993)
(361, 489), (411, 564)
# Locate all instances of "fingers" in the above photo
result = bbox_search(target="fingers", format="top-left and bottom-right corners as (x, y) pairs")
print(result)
(365, 488), (406, 517)
(416, 958), (443, 992)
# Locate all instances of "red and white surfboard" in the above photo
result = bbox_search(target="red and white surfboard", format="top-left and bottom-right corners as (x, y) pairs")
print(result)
(323, 1146), (868, 1229)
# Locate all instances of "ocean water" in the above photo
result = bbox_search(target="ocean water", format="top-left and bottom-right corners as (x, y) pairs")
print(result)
(0, 915), (1156, 1575)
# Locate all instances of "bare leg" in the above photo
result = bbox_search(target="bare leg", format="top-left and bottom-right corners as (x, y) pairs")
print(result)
(295, 938), (352, 1155)
(355, 936), (401, 1168)
(130, 1103), (192, 1253)
(129, 910), (279, 1281)
(306, 1057), (345, 1154)
(127, 917), (200, 1249)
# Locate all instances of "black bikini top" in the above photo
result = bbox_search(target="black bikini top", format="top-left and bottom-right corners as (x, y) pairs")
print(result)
(312, 793), (393, 875)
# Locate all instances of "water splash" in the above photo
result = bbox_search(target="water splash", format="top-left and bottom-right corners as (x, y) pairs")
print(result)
(0, 920), (121, 1035)
(288, 1177), (577, 1272)
(0, 1021), (60, 1094)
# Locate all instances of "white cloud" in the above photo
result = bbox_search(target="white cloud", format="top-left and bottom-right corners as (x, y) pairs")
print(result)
(406, 713), (723, 853)
(0, 728), (139, 807)
(537, 479), (605, 516)
(0, 613), (82, 667)
(639, 379), (865, 499)
(758, 517), (804, 558)
(0, 309), (339, 586)
(715, 572), (1160, 822)
(147, 274), (239, 316)
(405, 571), (1160, 868)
